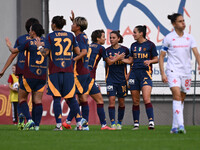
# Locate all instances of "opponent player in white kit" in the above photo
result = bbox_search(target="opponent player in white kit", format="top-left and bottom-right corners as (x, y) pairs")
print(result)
(159, 13), (200, 134)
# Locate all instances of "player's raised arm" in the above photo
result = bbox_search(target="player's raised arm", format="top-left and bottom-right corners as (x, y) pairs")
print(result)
(0, 53), (18, 78)
(70, 10), (75, 22)
(5, 38), (19, 54)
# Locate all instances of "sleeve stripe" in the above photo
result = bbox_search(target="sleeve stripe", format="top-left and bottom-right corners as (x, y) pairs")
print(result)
(161, 46), (168, 51)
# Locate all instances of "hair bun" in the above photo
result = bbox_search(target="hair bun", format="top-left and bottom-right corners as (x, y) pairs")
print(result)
(167, 15), (172, 20)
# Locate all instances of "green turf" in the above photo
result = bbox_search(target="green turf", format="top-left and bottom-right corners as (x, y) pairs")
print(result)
(0, 125), (199, 150)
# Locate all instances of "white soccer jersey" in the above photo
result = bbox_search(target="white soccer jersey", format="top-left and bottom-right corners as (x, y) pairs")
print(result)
(161, 31), (197, 75)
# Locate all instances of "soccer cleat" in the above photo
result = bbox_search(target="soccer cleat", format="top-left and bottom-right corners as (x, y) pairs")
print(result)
(178, 125), (186, 134)
(35, 126), (39, 131)
(111, 124), (117, 129)
(62, 121), (72, 129)
(23, 120), (35, 130)
(53, 126), (63, 131)
(170, 128), (178, 134)
(101, 125), (116, 130)
(116, 124), (122, 130)
(132, 123), (139, 130)
(18, 114), (25, 130)
(148, 121), (155, 130)
(81, 118), (88, 126)
(82, 126), (89, 131)
(75, 125), (82, 131)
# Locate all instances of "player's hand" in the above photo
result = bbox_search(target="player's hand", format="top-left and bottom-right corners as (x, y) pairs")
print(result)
(161, 74), (168, 83)
(70, 10), (75, 22)
(115, 52), (125, 60)
(5, 37), (12, 48)
(198, 65), (200, 74)
(144, 60), (151, 66)
(0, 71), (4, 78)
(36, 37), (42, 47)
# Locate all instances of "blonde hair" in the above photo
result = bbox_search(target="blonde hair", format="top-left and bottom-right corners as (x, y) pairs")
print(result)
(74, 17), (88, 32)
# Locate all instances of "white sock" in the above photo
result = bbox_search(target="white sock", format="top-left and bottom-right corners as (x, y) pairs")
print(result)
(56, 123), (62, 128)
(172, 100), (178, 128)
(173, 100), (184, 127)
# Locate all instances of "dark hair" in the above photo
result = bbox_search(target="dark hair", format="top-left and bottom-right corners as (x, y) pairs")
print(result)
(110, 30), (123, 43)
(52, 16), (66, 29)
(135, 25), (147, 38)
(12, 64), (16, 67)
(31, 24), (45, 37)
(167, 13), (182, 24)
(91, 29), (105, 43)
(25, 18), (39, 33)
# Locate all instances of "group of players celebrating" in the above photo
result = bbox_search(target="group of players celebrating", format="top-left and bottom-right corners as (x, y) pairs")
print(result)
(1, 11), (200, 134)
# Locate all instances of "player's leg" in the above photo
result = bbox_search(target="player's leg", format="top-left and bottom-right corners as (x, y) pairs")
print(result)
(131, 90), (140, 130)
(142, 85), (154, 129)
(18, 88), (34, 130)
(32, 91), (44, 131)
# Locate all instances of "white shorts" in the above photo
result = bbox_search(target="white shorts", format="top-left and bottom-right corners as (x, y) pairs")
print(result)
(166, 70), (191, 93)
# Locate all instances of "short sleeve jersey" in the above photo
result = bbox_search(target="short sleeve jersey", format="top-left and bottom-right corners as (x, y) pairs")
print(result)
(73, 33), (90, 75)
(45, 30), (78, 74)
(161, 31), (197, 75)
(130, 40), (158, 72)
(18, 37), (47, 80)
(14, 34), (31, 75)
(105, 45), (129, 83)
(88, 43), (107, 79)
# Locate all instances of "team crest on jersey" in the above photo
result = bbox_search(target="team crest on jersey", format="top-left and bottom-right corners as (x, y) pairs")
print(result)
(36, 68), (42, 75)
(61, 61), (65, 68)
(186, 37), (190, 41)
(143, 48), (146, 51)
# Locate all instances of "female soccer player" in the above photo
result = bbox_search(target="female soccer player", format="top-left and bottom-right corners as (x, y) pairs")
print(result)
(0, 18), (39, 130)
(159, 13), (200, 134)
(6, 23), (47, 131)
(122, 25), (158, 130)
(104, 30), (129, 129)
(37, 16), (85, 130)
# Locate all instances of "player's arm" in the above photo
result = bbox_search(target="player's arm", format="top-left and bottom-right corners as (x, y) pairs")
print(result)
(121, 56), (133, 65)
(5, 38), (19, 53)
(192, 47), (200, 74)
(159, 51), (168, 83)
(0, 53), (18, 78)
(70, 10), (75, 22)
(144, 56), (158, 66)
(105, 52), (125, 65)
(36, 37), (49, 57)
(73, 46), (80, 55)
(73, 49), (87, 61)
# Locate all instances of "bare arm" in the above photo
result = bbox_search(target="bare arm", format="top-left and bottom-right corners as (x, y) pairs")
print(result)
(159, 51), (168, 83)
(5, 38), (19, 54)
(73, 49), (87, 61)
(36, 37), (49, 57)
(192, 47), (200, 74)
(144, 56), (158, 66)
(0, 53), (18, 78)
(121, 56), (133, 65)
(105, 52), (125, 65)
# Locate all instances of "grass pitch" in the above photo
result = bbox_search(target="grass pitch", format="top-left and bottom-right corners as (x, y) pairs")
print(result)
(0, 125), (199, 150)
